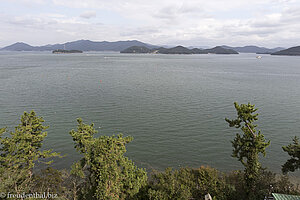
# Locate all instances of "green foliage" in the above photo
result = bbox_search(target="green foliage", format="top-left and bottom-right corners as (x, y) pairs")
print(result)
(226, 170), (247, 199)
(0, 111), (61, 195)
(225, 102), (270, 199)
(33, 167), (70, 200)
(192, 166), (234, 199)
(1, 110), (299, 200)
(282, 136), (300, 174)
(148, 167), (194, 200)
(272, 175), (300, 195)
(226, 169), (300, 200)
(147, 166), (235, 200)
(69, 118), (148, 200)
(0, 127), (5, 135)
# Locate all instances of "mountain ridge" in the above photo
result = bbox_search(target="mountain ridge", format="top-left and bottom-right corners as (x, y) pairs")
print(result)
(271, 46), (300, 56)
(1, 41), (286, 53)
(121, 45), (239, 54)
(221, 45), (285, 53)
(0, 40), (159, 52)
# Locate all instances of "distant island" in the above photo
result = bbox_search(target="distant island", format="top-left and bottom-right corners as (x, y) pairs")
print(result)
(120, 46), (153, 54)
(0, 40), (288, 54)
(221, 45), (285, 54)
(52, 49), (83, 54)
(121, 45), (239, 55)
(0, 40), (158, 52)
(271, 46), (300, 56)
(3, 40), (300, 56)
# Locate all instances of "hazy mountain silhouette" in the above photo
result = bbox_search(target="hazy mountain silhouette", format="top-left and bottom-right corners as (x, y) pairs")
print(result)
(201, 46), (238, 54)
(121, 45), (239, 54)
(271, 46), (300, 56)
(1, 40), (159, 51)
(221, 45), (285, 53)
(1, 41), (286, 54)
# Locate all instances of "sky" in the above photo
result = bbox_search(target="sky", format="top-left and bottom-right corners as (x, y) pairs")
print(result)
(0, 0), (300, 48)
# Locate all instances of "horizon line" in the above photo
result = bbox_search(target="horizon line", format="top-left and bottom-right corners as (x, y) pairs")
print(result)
(0, 39), (290, 49)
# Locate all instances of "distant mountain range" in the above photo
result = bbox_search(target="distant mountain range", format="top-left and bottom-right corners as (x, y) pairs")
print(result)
(3, 40), (300, 55)
(121, 45), (239, 54)
(221, 45), (285, 53)
(271, 46), (300, 56)
(0, 40), (159, 52)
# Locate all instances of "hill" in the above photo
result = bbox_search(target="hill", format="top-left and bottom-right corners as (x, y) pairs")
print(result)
(2, 41), (284, 54)
(121, 45), (238, 54)
(1, 42), (37, 51)
(222, 45), (285, 53)
(120, 46), (152, 53)
(0, 40), (159, 52)
(191, 48), (204, 54)
(271, 46), (300, 56)
(156, 46), (193, 54)
(201, 46), (239, 54)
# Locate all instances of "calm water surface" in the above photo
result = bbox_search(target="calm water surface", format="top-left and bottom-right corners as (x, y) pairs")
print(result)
(0, 52), (299, 177)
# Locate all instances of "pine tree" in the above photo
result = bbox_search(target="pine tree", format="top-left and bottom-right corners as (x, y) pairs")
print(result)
(0, 111), (61, 195)
(282, 136), (300, 174)
(70, 118), (147, 200)
(225, 102), (270, 199)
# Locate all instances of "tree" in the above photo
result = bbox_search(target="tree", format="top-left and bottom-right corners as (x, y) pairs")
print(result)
(148, 167), (194, 200)
(147, 166), (234, 200)
(69, 118), (148, 200)
(282, 136), (300, 174)
(225, 102), (270, 199)
(0, 111), (61, 195)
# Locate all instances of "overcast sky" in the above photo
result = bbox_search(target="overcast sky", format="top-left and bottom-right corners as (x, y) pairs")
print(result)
(1, 0), (300, 48)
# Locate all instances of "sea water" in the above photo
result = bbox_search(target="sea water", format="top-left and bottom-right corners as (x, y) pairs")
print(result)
(0, 52), (299, 177)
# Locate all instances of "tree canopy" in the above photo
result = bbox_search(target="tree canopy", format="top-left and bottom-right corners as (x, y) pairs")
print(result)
(0, 111), (61, 195)
(225, 102), (270, 199)
(282, 136), (300, 174)
(69, 118), (148, 200)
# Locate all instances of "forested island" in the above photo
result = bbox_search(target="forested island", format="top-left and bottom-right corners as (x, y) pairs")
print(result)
(0, 102), (299, 200)
(52, 49), (83, 54)
(121, 45), (239, 54)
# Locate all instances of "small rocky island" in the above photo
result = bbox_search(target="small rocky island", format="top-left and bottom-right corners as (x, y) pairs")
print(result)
(120, 45), (239, 54)
(52, 49), (83, 54)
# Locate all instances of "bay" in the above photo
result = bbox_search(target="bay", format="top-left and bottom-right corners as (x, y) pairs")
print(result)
(0, 51), (299, 177)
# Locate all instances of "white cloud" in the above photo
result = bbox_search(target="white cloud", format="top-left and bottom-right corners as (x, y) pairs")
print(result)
(0, 0), (300, 47)
(80, 11), (96, 19)
(5, 0), (48, 6)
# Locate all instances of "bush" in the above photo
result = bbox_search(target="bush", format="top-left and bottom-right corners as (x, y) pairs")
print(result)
(226, 169), (300, 200)
(147, 166), (235, 200)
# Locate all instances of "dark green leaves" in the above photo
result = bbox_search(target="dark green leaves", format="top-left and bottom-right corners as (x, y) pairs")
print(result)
(226, 102), (270, 199)
(0, 111), (61, 195)
(69, 119), (147, 200)
(282, 136), (300, 174)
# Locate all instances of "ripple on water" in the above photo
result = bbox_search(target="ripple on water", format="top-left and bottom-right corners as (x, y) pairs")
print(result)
(0, 53), (299, 178)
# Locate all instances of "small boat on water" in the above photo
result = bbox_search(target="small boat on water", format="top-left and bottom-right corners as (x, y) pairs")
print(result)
(256, 55), (262, 59)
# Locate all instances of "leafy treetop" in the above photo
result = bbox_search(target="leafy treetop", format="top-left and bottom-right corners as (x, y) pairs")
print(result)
(282, 136), (300, 174)
(225, 102), (270, 199)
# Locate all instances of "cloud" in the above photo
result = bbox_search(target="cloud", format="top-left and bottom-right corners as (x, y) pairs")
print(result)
(1, 0), (300, 47)
(80, 11), (97, 19)
(120, 26), (160, 37)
